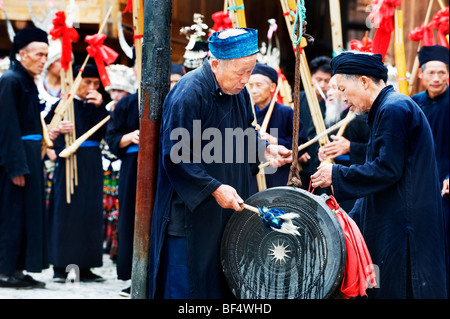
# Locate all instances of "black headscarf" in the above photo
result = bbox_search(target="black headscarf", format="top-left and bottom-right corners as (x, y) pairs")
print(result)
(10, 27), (48, 62)
(331, 52), (388, 83)
(251, 63), (278, 84)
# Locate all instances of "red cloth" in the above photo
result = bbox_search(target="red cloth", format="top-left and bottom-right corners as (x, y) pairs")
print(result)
(431, 7), (449, 48)
(369, 0), (401, 60)
(325, 196), (377, 298)
(210, 11), (233, 34)
(49, 11), (79, 71)
(85, 34), (119, 87)
(349, 35), (373, 52)
(408, 23), (436, 46)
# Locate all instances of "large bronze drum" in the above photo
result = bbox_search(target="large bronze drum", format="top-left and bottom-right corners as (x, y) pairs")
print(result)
(221, 186), (346, 299)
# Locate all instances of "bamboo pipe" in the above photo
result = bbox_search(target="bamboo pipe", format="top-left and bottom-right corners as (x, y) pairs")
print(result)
(133, 0), (144, 111)
(408, 0), (434, 94)
(394, 9), (409, 95)
(40, 113), (53, 147)
(58, 115), (110, 158)
(259, 79), (282, 134)
(258, 112), (356, 169)
(48, 6), (113, 130)
(235, 0), (247, 28)
(321, 110), (354, 164)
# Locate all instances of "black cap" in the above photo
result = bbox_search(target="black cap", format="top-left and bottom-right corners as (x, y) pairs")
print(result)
(418, 45), (449, 67)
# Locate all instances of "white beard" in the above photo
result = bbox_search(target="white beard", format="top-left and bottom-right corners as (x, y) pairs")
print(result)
(325, 99), (346, 127)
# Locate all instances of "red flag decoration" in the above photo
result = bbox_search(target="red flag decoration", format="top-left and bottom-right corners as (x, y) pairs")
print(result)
(49, 11), (79, 71)
(325, 196), (377, 298)
(210, 11), (233, 34)
(85, 34), (119, 87)
(431, 7), (449, 48)
(368, 0), (401, 60)
(408, 23), (436, 46)
(349, 34), (373, 52)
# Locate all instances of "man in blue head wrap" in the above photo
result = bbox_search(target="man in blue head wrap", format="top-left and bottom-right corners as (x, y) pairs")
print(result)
(149, 28), (292, 299)
(311, 51), (447, 299)
(411, 45), (449, 286)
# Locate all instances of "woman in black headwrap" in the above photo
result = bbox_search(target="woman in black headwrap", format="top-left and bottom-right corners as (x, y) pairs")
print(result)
(311, 52), (448, 299)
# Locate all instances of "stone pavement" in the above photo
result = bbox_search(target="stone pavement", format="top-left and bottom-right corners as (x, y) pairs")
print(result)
(0, 254), (130, 299)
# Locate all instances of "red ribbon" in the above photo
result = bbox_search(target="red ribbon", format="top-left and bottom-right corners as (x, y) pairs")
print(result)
(325, 196), (377, 298)
(49, 11), (79, 71)
(210, 11), (233, 34)
(368, 0), (402, 60)
(85, 33), (119, 87)
(431, 7), (449, 48)
(123, 0), (132, 14)
(349, 35), (373, 52)
(408, 23), (436, 46)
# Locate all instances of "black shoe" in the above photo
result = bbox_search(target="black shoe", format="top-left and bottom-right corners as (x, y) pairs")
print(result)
(79, 269), (105, 282)
(20, 275), (46, 288)
(119, 286), (131, 297)
(0, 276), (33, 289)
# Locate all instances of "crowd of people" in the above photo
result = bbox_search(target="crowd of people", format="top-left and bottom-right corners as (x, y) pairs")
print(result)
(0, 19), (448, 300)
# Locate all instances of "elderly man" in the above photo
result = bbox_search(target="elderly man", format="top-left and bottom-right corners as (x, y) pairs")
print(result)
(0, 27), (54, 288)
(311, 52), (447, 299)
(248, 62), (307, 194)
(149, 28), (291, 299)
(411, 45), (449, 285)
(45, 64), (109, 283)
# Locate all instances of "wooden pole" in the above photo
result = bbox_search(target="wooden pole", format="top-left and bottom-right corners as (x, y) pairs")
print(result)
(130, 0), (172, 299)
(408, 0), (434, 94)
(329, 0), (344, 55)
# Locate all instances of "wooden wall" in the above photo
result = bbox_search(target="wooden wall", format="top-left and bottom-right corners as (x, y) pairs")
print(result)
(1, 0), (448, 95)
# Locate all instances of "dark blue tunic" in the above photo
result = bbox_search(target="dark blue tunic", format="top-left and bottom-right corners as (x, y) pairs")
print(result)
(0, 63), (48, 275)
(149, 61), (267, 298)
(249, 101), (307, 194)
(412, 85), (449, 289)
(105, 93), (139, 280)
(45, 98), (109, 269)
(332, 86), (447, 299)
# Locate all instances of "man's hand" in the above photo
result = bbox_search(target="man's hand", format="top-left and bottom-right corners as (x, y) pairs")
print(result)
(12, 175), (25, 187)
(212, 184), (244, 211)
(259, 132), (277, 145)
(310, 163), (333, 188)
(86, 90), (103, 107)
(265, 144), (292, 167)
(119, 130), (140, 149)
(58, 120), (75, 134)
(442, 178), (449, 197)
(320, 135), (350, 160)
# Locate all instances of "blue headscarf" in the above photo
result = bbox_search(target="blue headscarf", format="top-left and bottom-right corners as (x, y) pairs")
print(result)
(208, 28), (259, 60)
(331, 52), (388, 82)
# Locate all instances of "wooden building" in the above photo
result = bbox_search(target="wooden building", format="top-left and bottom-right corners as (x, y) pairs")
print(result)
(0, 0), (448, 95)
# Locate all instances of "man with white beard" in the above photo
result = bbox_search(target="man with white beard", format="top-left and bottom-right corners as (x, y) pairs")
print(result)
(324, 75), (347, 127)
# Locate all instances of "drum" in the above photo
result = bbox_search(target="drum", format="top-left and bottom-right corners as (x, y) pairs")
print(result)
(221, 186), (346, 299)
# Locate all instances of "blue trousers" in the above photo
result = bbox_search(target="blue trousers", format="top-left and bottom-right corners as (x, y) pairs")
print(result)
(155, 235), (190, 299)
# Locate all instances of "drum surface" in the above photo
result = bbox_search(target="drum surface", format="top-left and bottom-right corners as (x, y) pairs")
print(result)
(221, 187), (346, 299)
